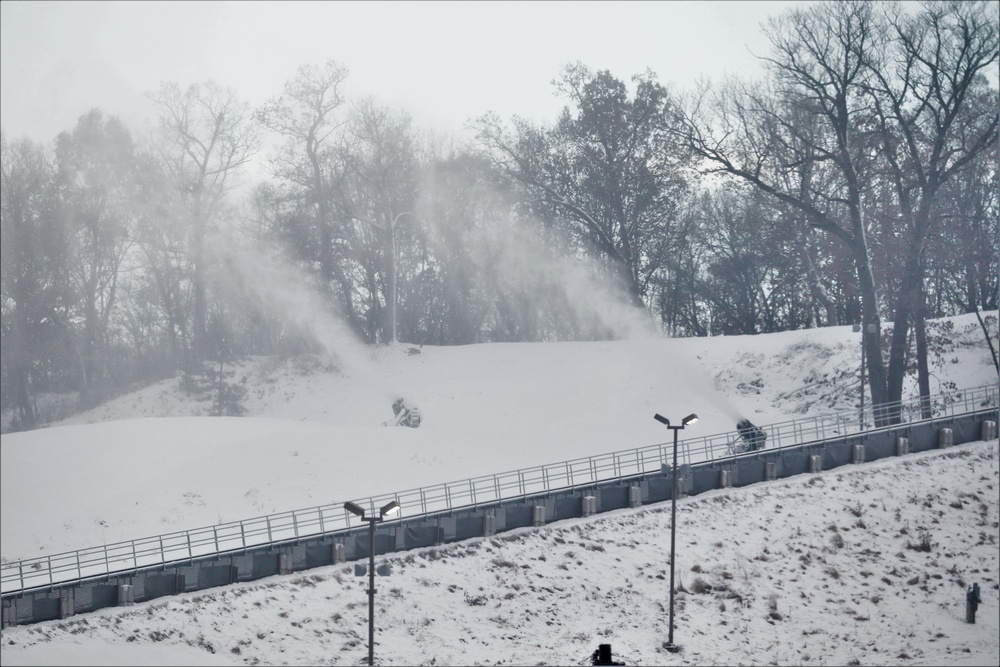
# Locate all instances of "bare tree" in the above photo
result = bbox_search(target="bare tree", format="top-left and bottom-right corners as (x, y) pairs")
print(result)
(150, 81), (258, 361)
(256, 61), (354, 307)
(1, 132), (66, 428)
(865, 0), (998, 416)
(341, 98), (420, 343)
(930, 141), (999, 315)
(673, 1), (898, 421)
(54, 110), (137, 406)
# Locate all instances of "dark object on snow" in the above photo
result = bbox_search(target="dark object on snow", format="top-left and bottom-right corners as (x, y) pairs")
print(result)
(967, 582), (982, 623)
(736, 419), (767, 451)
(385, 397), (421, 428)
(592, 644), (626, 666)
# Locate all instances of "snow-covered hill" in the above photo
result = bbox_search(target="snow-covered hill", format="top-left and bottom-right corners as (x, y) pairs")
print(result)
(1, 312), (997, 666)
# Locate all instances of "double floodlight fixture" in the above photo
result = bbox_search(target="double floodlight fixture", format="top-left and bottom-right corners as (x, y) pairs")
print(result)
(343, 497), (403, 666)
(653, 413), (699, 428)
(653, 410), (699, 655)
(343, 500), (401, 521)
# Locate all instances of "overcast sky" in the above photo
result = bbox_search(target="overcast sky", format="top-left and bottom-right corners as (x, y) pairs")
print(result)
(2, 0), (812, 146)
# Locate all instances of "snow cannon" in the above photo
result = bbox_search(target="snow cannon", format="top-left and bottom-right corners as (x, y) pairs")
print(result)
(384, 397), (421, 428)
(736, 418), (767, 451)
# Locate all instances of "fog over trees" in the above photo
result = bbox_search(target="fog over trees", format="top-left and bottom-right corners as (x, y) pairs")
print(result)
(2, 0), (997, 431)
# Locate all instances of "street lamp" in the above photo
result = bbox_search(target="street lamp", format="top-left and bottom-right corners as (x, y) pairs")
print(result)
(348, 211), (418, 343)
(854, 322), (876, 430)
(344, 500), (402, 666)
(653, 412), (698, 654)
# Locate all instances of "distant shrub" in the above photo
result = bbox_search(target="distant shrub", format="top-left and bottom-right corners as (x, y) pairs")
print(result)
(767, 594), (783, 621)
(906, 529), (933, 552)
(691, 577), (711, 594)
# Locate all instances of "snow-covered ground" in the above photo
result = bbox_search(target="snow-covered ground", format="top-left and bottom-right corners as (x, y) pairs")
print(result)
(1, 312), (997, 666)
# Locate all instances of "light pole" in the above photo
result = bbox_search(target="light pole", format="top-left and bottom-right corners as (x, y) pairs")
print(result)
(349, 211), (418, 343)
(653, 412), (698, 654)
(855, 322), (876, 430)
(344, 500), (401, 666)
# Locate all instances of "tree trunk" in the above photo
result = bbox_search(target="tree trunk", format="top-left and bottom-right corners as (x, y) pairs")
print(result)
(914, 300), (932, 419)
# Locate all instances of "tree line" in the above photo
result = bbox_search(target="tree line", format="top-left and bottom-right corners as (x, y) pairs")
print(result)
(2, 0), (997, 430)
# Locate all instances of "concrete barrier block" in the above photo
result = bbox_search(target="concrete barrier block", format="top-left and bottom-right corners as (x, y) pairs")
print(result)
(720, 469), (732, 488)
(852, 444), (865, 464)
(628, 484), (642, 508)
(809, 455), (822, 473)
(483, 513), (496, 537)
(117, 584), (134, 607)
(582, 495), (596, 517)
(59, 595), (74, 618)
(897, 437), (909, 456)
(532, 505), (545, 527)
(765, 461), (777, 481)
(939, 427), (954, 448)
(982, 420), (997, 441)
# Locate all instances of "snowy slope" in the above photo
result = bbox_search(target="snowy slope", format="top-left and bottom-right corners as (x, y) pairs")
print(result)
(0, 312), (997, 666)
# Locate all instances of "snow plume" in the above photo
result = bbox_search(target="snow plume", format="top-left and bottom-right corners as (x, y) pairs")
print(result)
(204, 232), (374, 379)
(496, 235), (659, 341)
(419, 194), (657, 342)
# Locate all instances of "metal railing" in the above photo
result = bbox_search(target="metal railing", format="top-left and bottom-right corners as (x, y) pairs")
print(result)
(683, 382), (998, 465)
(3, 382), (996, 596)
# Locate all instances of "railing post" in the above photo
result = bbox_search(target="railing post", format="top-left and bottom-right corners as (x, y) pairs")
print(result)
(131, 541), (137, 570)
(213, 527), (219, 553)
(469, 479), (476, 505)
(493, 475), (501, 502)
(104, 545), (110, 575)
(47, 556), (53, 586)
(186, 532), (193, 560)
(76, 550), (82, 581)
(159, 536), (165, 565)
(292, 511), (299, 538)
(318, 507), (325, 534)
(240, 522), (246, 549)
(266, 517), (273, 543)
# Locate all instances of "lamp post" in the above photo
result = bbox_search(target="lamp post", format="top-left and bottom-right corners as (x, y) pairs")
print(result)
(348, 211), (418, 343)
(344, 500), (401, 666)
(653, 412), (698, 654)
(855, 322), (876, 430)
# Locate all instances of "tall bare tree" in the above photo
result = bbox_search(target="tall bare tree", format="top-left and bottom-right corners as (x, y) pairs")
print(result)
(865, 0), (998, 415)
(1, 132), (66, 428)
(256, 61), (353, 308)
(150, 81), (258, 361)
(54, 110), (137, 405)
(341, 98), (420, 343)
(674, 1), (901, 422)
